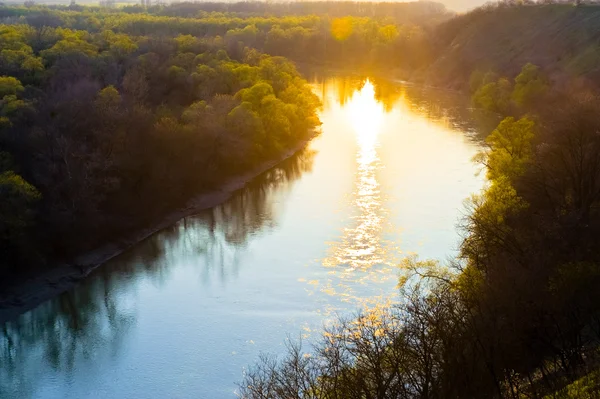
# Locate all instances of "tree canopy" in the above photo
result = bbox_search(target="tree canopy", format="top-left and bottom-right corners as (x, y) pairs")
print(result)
(0, 4), (321, 278)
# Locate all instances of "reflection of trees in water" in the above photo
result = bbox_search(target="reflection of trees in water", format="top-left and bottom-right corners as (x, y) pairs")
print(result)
(113, 146), (317, 285)
(313, 76), (365, 110)
(0, 147), (316, 396)
(369, 76), (499, 137)
(312, 72), (498, 138)
(215, 147), (316, 245)
(313, 75), (400, 112)
(393, 83), (500, 137)
(0, 271), (135, 397)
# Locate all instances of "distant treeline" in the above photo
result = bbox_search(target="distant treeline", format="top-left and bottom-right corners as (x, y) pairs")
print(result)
(0, 2), (444, 72)
(0, 1), (450, 24)
(5, 2), (600, 92)
(150, 1), (449, 22)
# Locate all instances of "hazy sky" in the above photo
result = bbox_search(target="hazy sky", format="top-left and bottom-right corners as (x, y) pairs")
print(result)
(11, 0), (487, 14)
(437, 0), (488, 12)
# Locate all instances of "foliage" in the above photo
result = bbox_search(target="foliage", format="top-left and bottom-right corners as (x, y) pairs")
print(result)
(0, 4), (440, 73)
(0, 4), (321, 274)
(0, 75), (23, 97)
(241, 55), (600, 399)
(428, 4), (600, 89)
(512, 63), (548, 107)
(472, 77), (512, 113)
(0, 171), (40, 267)
(544, 370), (600, 399)
(0, 171), (40, 231)
(330, 17), (354, 41)
(471, 63), (549, 115)
(484, 116), (535, 181)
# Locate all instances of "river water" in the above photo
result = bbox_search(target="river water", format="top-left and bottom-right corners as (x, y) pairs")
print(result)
(0, 76), (486, 399)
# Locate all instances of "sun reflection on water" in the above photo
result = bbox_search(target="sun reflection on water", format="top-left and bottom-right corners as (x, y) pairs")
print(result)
(315, 79), (401, 308)
(299, 76), (483, 317)
(328, 80), (387, 269)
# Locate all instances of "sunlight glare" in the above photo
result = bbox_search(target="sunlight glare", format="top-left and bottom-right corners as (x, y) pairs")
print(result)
(346, 80), (385, 155)
(322, 79), (396, 290)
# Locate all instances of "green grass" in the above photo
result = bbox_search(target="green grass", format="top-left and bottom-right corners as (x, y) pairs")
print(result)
(544, 370), (600, 399)
(565, 45), (600, 75)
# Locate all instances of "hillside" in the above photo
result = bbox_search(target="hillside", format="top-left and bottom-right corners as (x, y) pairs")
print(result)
(426, 4), (600, 90)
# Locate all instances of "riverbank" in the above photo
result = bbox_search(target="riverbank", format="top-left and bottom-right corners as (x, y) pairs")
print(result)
(0, 133), (318, 323)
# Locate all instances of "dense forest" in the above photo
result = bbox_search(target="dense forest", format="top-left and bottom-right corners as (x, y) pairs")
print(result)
(0, 1), (456, 281)
(2, 1), (600, 398)
(0, 2), (445, 74)
(0, 3), (325, 280)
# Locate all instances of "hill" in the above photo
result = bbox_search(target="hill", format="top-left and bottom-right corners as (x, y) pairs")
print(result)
(426, 4), (600, 90)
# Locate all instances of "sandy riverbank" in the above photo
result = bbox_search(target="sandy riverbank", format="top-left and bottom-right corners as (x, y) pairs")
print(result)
(0, 134), (317, 323)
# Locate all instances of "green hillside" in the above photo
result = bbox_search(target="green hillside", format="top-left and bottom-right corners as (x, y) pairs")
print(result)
(426, 4), (600, 89)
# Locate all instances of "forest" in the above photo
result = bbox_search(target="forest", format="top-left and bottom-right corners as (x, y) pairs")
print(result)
(0, 4), (326, 279)
(0, 1), (450, 75)
(0, 1), (457, 281)
(2, 1), (600, 398)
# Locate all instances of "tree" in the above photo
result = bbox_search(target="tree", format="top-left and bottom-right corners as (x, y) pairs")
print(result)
(0, 76), (24, 97)
(0, 171), (40, 264)
(236, 81), (275, 109)
(483, 116), (536, 181)
(41, 36), (98, 61)
(95, 85), (121, 112)
(331, 17), (354, 41)
(512, 63), (548, 108)
(472, 77), (512, 113)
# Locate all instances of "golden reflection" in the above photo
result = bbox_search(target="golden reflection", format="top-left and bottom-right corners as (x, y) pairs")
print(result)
(329, 79), (387, 270)
(301, 76), (485, 313)
(313, 79), (401, 307)
(347, 80), (384, 152)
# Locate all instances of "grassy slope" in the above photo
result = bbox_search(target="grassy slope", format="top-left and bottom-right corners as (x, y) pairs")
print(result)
(542, 370), (600, 398)
(426, 5), (600, 89)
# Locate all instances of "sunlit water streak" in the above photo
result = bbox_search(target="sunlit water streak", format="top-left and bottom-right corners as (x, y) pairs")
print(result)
(316, 80), (401, 307)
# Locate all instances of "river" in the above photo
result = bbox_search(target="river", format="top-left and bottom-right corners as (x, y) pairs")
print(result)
(0, 75), (486, 399)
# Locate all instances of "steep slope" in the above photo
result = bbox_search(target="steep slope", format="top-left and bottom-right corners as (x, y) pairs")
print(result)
(426, 5), (600, 89)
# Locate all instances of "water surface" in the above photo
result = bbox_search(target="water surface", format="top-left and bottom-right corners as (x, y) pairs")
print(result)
(1, 76), (485, 399)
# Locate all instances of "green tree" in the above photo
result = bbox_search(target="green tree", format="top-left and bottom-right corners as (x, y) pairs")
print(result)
(0, 76), (24, 97)
(512, 63), (548, 107)
(236, 81), (275, 109)
(41, 36), (98, 60)
(482, 116), (535, 181)
(95, 85), (121, 113)
(0, 171), (40, 253)
(472, 77), (512, 113)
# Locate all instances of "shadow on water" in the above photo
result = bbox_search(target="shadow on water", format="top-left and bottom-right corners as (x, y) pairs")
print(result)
(111, 146), (316, 285)
(0, 147), (316, 396)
